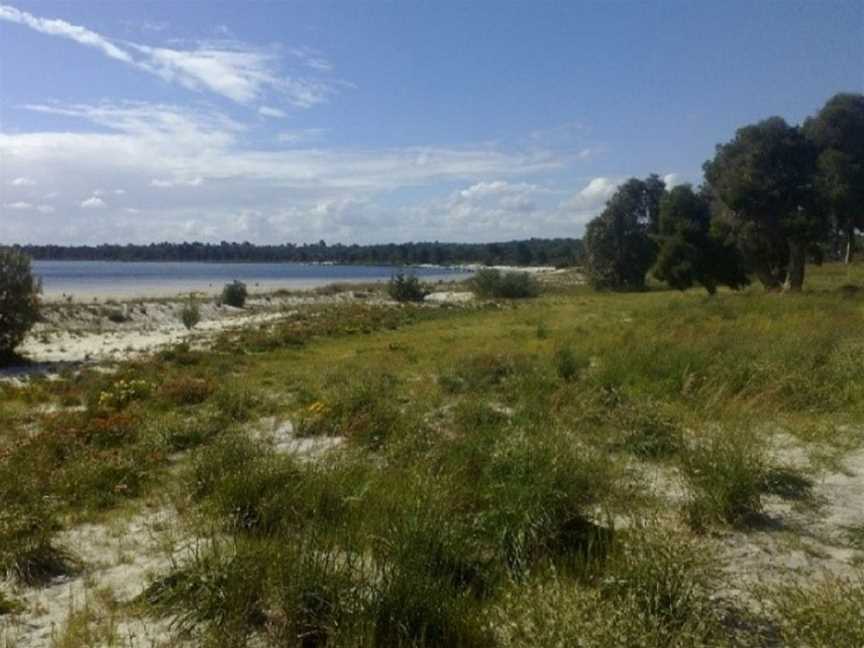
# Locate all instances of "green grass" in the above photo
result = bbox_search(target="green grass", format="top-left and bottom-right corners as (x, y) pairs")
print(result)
(3, 262), (864, 645)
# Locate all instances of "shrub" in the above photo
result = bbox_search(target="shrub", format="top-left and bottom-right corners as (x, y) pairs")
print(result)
(222, 281), (248, 308)
(0, 502), (75, 585)
(96, 379), (152, 411)
(490, 530), (723, 647)
(0, 247), (41, 359)
(214, 383), (260, 423)
(554, 346), (588, 382)
(681, 428), (770, 528)
(387, 272), (428, 302)
(180, 298), (201, 329)
(0, 589), (22, 615)
(470, 269), (540, 299)
(159, 376), (214, 406)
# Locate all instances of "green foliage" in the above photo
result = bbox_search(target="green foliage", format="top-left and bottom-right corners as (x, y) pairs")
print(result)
(553, 345), (587, 382)
(584, 176), (665, 291)
(387, 272), (428, 302)
(0, 589), (22, 616)
(180, 298), (201, 329)
(0, 502), (75, 585)
(0, 247), (41, 360)
(681, 428), (770, 528)
(491, 529), (724, 648)
(704, 116), (826, 290)
(297, 369), (407, 449)
(803, 93), (864, 263)
(652, 184), (749, 294)
(221, 280), (248, 308)
(470, 268), (540, 299)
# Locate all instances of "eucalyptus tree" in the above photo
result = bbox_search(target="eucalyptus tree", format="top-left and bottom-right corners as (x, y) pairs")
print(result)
(803, 93), (864, 263)
(584, 175), (666, 291)
(652, 184), (748, 295)
(703, 117), (825, 292)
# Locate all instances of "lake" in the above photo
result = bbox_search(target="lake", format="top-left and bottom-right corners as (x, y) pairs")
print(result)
(32, 261), (471, 300)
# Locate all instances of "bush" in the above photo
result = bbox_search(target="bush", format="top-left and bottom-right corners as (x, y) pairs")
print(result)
(554, 346), (588, 382)
(0, 248), (41, 359)
(470, 269), (540, 299)
(387, 272), (428, 302)
(681, 428), (770, 528)
(180, 298), (201, 329)
(159, 376), (214, 406)
(222, 281), (248, 308)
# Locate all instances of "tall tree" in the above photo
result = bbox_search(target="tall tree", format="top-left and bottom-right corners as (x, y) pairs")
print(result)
(803, 93), (864, 264)
(703, 117), (825, 292)
(652, 185), (749, 294)
(584, 176), (666, 291)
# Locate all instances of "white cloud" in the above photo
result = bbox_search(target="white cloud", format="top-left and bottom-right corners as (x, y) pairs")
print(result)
(113, 189), (126, 195)
(10, 176), (36, 186)
(151, 176), (204, 188)
(5, 201), (33, 209)
(663, 173), (683, 188)
(81, 196), (106, 208)
(0, 4), (341, 109)
(258, 106), (287, 118)
(2, 102), (568, 244)
(37, 205), (55, 214)
(0, 3), (132, 62)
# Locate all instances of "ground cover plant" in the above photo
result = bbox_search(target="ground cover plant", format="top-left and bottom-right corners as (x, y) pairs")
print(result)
(3, 263), (864, 645)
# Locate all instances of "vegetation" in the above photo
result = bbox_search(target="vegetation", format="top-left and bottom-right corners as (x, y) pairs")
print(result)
(18, 237), (582, 267)
(803, 93), (864, 264)
(585, 92), (864, 293)
(222, 280), (249, 308)
(584, 175), (665, 291)
(180, 297), (201, 329)
(0, 247), (41, 360)
(652, 184), (749, 295)
(387, 272), (428, 302)
(4, 260), (864, 644)
(470, 269), (540, 299)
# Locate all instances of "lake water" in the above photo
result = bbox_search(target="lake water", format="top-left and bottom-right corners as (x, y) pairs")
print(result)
(32, 261), (471, 300)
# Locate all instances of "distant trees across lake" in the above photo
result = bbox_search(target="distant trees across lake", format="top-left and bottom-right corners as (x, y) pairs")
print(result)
(16, 238), (583, 268)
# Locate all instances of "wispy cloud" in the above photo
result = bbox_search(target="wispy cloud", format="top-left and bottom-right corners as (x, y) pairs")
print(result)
(1, 102), (571, 244)
(0, 4), (341, 110)
(10, 176), (36, 186)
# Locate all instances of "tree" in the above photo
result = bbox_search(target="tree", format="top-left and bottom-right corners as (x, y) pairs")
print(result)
(584, 176), (666, 291)
(652, 185), (749, 294)
(0, 248), (41, 360)
(803, 93), (864, 263)
(703, 117), (825, 292)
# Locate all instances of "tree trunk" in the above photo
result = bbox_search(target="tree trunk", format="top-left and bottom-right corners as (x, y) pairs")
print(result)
(784, 241), (806, 292)
(845, 225), (856, 265)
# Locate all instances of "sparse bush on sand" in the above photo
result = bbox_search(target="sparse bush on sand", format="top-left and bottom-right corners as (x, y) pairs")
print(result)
(180, 298), (201, 329)
(222, 280), (248, 308)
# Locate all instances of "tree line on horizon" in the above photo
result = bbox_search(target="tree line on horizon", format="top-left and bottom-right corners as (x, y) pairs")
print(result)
(15, 238), (583, 269)
(585, 92), (864, 293)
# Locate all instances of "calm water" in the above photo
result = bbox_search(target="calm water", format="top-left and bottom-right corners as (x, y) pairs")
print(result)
(33, 261), (470, 300)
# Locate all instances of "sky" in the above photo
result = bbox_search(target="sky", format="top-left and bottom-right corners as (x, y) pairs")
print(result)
(0, 1), (862, 246)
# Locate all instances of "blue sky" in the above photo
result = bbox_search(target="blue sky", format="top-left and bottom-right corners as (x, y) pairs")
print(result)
(1, 1), (861, 245)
